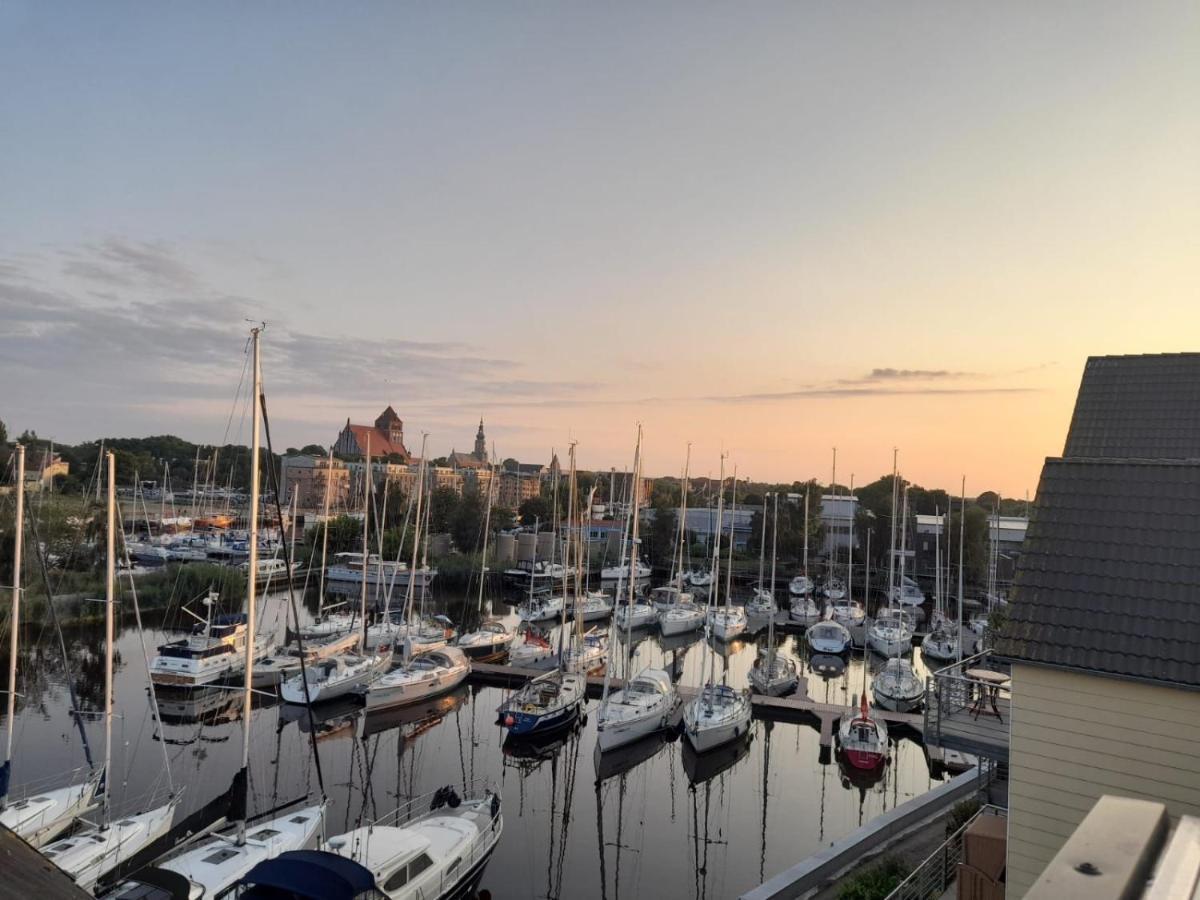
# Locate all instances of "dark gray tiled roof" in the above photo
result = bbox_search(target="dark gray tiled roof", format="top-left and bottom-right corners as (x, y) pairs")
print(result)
(1063, 353), (1200, 460)
(994, 458), (1200, 687)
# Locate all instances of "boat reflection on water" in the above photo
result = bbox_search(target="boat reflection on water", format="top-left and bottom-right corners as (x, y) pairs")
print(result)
(593, 729), (677, 784)
(361, 684), (469, 739)
(809, 652), (848, 679)
(682, 727), (753, 785)
(155, 685), (246, 727)
(655, 629), (702, 656)
(277, 693), (361, 731)
(836, 739), (890, 826)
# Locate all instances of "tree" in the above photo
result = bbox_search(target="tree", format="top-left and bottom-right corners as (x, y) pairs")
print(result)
(299, 444), (326, 456)
(518, 496), (552, 527)
(0, 418), (6, 446)
(646, 501), (677, 568)
(449, 491), (485, 551)
(305, 514), (361, 558)
(427, 487), (460, 535)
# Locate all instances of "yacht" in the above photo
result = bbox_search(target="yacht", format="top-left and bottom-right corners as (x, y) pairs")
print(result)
(596, 668), (679, 752)
(42, 801), (179, 893)
(788, 575), (813, 596)
(279, 646), (392, 704)
(744, 589), (776, 617)
(650, 585), (694, 612)
(688, 570), (713, 588)
(866, 608), (915, 657)
(789, 595), (822, 626)
(252, 631), (360, 688)
(822, 578), (847, 601)
(747, 646), (798, 696)
(682, 683), (752, 754)
(364, 648), (470, 712)
(508, 630), (560, 670)
(614, 596), (658, 630)
(560, 629), (607, 675)
(517, 594), (565, 624)
(566, 591), (614, 623)
(601, 560), (651, 581)
(150, 604), (269, 689)
(266, 786), (502, 900)
(837, 695), (889, 770)
(658, 603), (705, 636)
(707, 606), (747, 642)
(325, 552), (437, 590)
(455, 620), (515, 661)
(498, 670), (585, 737)
(871, 658), (924, 712)
(888, 575), (925, 607)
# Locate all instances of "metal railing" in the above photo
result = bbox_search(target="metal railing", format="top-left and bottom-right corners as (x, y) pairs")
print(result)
(885, 804), (1008, 900)
(924, 651), (1011, 762)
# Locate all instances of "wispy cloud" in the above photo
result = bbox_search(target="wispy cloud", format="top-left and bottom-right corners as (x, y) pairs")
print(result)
(61, 238), (200, 291)
(838, 368), (978, 385)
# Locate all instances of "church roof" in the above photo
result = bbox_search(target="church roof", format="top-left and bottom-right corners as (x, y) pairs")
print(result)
(343, 423), (407, 459)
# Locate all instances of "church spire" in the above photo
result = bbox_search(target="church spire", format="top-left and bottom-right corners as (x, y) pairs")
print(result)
(473, 418), (487, 462)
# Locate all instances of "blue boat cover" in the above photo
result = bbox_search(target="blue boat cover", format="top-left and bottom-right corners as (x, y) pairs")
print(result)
(238, 850), (377, 899)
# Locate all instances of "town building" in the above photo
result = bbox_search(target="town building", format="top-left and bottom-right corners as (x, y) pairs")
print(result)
(497, 469), (541, 510)
(925, 352), (1200, 898)
(334, 406), (411, 461)
(24, 448), (69, 492)
(911, 512), (1028, 587)
(279, 454), (351, 510)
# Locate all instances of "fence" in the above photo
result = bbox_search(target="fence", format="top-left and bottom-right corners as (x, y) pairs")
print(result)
(885, 805), (1008, 900)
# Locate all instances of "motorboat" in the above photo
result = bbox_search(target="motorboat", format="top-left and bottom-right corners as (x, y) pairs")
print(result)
(747, 647), (798, 696)
(682, 683), (752, 754)
(279, 646), (391, 705)
(837, 695), (889, 770)
(788, 575), (813, 596)
(150, 606), (270, 689)
(364, 648), (471, 711)
(871, 658), (924, 712)
(866, 608), (915, 657)
(298, 786), (502, 900)
(325, 552), (437, 590)
(455, 620), (515, 661)
(658, 603), (705, 636)
(595, 668), (679, 752)
(806, 619), (851, 655)
(498, 670), (585, 737)
(707, 606), (747, 642)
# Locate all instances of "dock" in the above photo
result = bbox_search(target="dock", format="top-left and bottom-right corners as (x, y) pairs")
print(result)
(468, 662), (923, 747)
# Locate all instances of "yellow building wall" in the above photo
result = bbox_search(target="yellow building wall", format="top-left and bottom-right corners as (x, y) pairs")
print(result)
(1006, 663), (1200, 896)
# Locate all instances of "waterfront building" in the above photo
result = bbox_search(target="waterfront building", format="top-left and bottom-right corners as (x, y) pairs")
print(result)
(912, 512), (1028, 587)
(279, 454), (351, 510)
(497, 469), (541, 510)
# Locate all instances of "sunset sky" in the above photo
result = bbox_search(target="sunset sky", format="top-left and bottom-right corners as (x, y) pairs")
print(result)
(2, 2), (1197, 496)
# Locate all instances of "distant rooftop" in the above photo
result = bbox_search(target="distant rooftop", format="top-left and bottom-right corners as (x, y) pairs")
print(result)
(1063, 353), (1200, 460)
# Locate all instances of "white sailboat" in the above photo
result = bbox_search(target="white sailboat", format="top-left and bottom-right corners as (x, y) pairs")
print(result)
(706, 471), (747, 642)
(108, 330), (327, 898)
(789, 489), (821, 626)
(866, 608), (915, 657)
(558, 447), (608, 676)
(745, 501), (776, 617)
(748, 493), (798, 696)
(455, 466), (515, 661)
(921, 502), (960, 662)
(684, 455), (752, 754)
(1, 445), (103, 848)
(806, 619), (852, 655)
(365, 646), (470, 712)
(872, 484), (923, 713)
(597, 430), (680, 751)
(41, 452), (179, 892)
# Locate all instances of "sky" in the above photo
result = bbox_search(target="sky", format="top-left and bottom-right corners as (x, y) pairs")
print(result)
(1, 2), (1197, 497)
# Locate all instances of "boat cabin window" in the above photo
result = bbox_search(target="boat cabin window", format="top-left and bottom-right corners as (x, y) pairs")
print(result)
(249, 827), (281, 840)
(383, 854), (434, 892)
(409, 852), (433, 878)
(288, 815), (310, 824)
(203, 847), (241, 864)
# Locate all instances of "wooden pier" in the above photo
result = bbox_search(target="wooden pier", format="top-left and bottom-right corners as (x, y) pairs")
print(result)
(468, 662), (923, 748)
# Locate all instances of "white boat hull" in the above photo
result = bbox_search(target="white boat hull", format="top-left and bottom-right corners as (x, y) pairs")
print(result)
(0, 773), (100, 848)
(365, 663), (470, 711)
(42, 800), (177, 892)
(659, 609), (704, 636)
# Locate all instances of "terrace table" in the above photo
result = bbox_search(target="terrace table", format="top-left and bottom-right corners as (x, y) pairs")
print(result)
(965, 668), (1010, 722)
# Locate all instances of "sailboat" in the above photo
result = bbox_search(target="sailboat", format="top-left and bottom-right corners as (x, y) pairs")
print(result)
(837, 694), (889, 771)
(921, 503), (960, 662)
(683, 455), (753, 754)
(748, 494), (798, 696)
(658, 446), (705, 637)
(280, 436), (391, 705)
(0, 445), (104, 848)
(105, 328), (326, 897)
(871, 484), (924, 713)
(455, 465), (515, 661)
(706, 472), (747, 642)
(558, 448), (608, 675)
(597, 428), (680, 752)
(745, 499), (775, 617)
(789, 489), (821, 626)
(40, 452), (180, 892)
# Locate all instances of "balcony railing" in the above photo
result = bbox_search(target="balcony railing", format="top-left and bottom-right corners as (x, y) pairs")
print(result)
(885, 805), (1008, 900)
(924, 651), (1011, 763)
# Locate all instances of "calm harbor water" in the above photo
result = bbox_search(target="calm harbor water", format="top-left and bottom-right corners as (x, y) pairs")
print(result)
(2, 580), (947, 899)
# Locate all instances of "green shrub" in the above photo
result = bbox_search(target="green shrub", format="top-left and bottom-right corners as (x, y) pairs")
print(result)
(837, 855), (911, 900)
(945, 798), (981, 837)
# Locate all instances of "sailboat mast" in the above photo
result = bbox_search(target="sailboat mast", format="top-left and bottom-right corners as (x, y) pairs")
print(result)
(624, 427), (643, 675)
(847, 474), (855, 604)
(477, 464), (495, 616)
(674, 445), (691, 584)
(359, 435), (371, 649)
(724, 470), (737, 614)
(238, 328), (262, 843)
(830, 448), (837, 589)
(1, 445), (25, 809)
(403, 437), (430, 652)
(757, 487), (767, 591)
(702, 454), (726, 698)
(957, 476), (966, 663)
(316, 446), (335, 618)
(934, 505), (942, 619)
(768, 492), (778, 664)
(888, 448), (898, 603)
(102, 451), (115, 827)
(803, 488), (809, 583)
